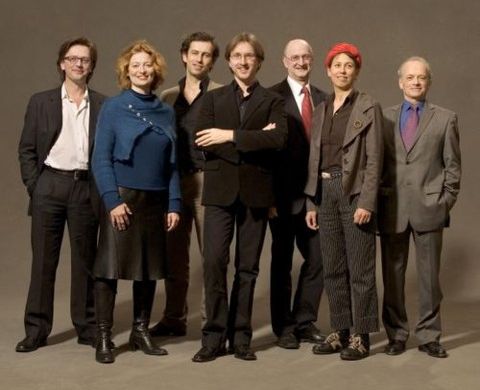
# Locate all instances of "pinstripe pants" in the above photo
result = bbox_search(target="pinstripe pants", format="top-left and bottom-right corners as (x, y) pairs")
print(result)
(317, 176), (378, 334)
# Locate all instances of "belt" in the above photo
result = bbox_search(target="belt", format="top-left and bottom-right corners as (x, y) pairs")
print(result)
(320, 171), (342, 179)
(45, 165), (89, 180)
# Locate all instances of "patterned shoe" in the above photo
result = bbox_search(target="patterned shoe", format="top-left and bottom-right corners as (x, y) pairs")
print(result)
(340, 334), (370, 361)
(312, 330), (349, 354)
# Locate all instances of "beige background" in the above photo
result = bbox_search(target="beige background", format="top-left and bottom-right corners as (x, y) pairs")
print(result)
(0, 1), (478, 389)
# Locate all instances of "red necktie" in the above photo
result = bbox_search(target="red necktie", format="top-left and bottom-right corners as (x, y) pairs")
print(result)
(402, 105), (419, 150)
(301, 86), (313, 141)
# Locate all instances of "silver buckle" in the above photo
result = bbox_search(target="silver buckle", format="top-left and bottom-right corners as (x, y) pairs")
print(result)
(321, 172), (332, 179)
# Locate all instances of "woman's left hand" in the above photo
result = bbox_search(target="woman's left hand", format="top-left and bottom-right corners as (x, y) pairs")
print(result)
(166, 212), (180, 231)
(353, 208), (371, 225)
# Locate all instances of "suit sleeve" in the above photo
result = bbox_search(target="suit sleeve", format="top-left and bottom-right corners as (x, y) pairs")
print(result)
(234, 96), (287, 152)
(442, 113), (461, 210)
(18, 95), (40, 196)
(357, 102), (384, 212)
(195, 91), (240, 163)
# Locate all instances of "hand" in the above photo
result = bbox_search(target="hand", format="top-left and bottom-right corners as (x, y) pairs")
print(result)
(166, 212), (180, 231)
(268, 207), (278, 219)
(262, 123), (276, 130)
(305, 210), (319, 230)
(109, 203), (132, 231)
(353, 208), (371, 225)
(195, 128), (234, 147)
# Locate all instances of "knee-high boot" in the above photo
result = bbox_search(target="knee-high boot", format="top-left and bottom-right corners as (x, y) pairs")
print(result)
(129, 280), (168, 355)
(95, 279), (116, 364)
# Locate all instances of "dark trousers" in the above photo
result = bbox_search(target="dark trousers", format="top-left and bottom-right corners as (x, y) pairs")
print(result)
(202, 201), (268, 349)
(24, 169), (97, 341)
(381, 226), (443, 344)
(269, 208), (323, 336)
(318, 176), (378, 334)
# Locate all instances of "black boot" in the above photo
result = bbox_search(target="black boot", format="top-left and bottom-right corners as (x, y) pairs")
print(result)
(129, 281), (168, 356)
(94, 279), (116, 364)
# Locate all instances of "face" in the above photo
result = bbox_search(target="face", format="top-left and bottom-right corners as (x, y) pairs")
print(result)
(128, 51), (155, 93)
(60, 45), (92, 85)
(398, 60), (430, 103)
(182, 41), (215, 79)
(283, 40), (313, 83)
(228, 41), (259, 85)
(327, 53), (359, 91)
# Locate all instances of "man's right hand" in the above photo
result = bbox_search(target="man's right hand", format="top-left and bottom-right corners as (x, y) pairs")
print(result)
(305, 210), (319, 230)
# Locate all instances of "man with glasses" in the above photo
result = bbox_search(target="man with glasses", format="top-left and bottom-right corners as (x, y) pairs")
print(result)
(150, 32), (222, 337)
(17, 37), (105, 352)
(269, 39), (326, 349)
(192, 32), (287, 362)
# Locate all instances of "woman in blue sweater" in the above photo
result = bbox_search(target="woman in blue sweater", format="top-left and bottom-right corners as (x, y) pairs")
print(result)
(92, 40), (180, 364)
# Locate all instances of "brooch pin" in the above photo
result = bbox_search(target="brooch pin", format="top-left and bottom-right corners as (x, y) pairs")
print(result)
(353, 120), (363, 129)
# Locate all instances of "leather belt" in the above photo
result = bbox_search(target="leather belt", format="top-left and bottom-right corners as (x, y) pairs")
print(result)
(320, 171), (342, 179)
(45, 165), (89, 180)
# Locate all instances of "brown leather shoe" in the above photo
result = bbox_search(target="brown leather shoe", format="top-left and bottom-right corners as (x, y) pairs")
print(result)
(233, 345), (257, 361)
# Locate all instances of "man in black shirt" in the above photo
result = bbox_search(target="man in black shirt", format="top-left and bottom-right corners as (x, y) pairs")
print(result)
(150, 32), (221, 337)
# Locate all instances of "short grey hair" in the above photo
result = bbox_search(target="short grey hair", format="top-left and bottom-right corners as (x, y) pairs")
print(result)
(397, 56), (433, 80)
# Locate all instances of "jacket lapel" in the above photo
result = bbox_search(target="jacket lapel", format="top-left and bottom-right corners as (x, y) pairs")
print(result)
(241, 86), (266, 126)
(407, 101), (434, 154)
(46, 88), (63, 150)
(89, 90), (102, 152)
(343, 95), (373, 147)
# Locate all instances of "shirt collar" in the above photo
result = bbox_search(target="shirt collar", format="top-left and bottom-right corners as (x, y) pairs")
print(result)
(402, 100), (425, 111)
(287, 76), (310, 97)
(178, 76), (211, 94)
(61, 83), (89, 102)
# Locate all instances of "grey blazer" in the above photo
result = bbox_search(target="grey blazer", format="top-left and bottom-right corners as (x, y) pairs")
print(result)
(304, 91), (383, 213)
(378, 102), (461, 233)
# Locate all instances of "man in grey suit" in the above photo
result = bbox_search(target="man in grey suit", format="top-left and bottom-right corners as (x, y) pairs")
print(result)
(150, 32), (221, 338)
(379, 56), (461, 358)
(17, 37), (105, 352)
(269, 39), (326, 349)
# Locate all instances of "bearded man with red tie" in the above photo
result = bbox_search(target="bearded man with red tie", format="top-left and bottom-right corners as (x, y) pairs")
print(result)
(379, 56), (461, 358)
(269, 39), (327, 349)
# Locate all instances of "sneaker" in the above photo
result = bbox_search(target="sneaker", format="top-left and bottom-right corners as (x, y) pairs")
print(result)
(340, 334), (370, 361)
(312, 330), (349, 354)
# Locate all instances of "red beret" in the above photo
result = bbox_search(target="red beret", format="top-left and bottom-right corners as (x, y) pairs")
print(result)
(324, 42), (362, 68)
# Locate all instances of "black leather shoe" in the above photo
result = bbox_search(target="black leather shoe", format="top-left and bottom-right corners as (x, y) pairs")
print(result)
(233, 345), (257, 361)
(418, 342), (448, 358)
(295, 323), (326, 343)
(312, 330), (349, 354)
(277, 332), (300, 349)
(192, 346), (226, 363)
(15, 336), (47, 353)
(77, 336), (95, 347)
(384, 340), (406, 356)
(340, 334), (370, 361)
(150, 321), (186, 337)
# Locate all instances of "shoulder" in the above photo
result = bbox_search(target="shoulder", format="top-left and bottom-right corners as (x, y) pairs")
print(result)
(207, 80), (223, 91)
(88, 88), (107, 103)
(29, 87), (60, 103)
(268, 79), (288, 94)
(159, 85), (180, 104)
(426, 102), (456, 119)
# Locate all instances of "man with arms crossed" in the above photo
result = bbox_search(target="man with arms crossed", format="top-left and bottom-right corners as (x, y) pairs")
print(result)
(17, 37), (106, 352)
(379, 56), (461, 358)
(150, 32), (221, 337)
(192, 32), (287, 362)
(269, 39), (326, 349)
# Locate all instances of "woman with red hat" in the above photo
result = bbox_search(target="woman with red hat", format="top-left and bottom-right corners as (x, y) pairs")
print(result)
(304, 42), (382, 360)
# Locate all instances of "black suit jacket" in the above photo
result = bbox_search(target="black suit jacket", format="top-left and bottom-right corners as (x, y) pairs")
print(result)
(18, 87), (106, 215)
(196, 82), (287, 208)
(269, 79), (326, 215)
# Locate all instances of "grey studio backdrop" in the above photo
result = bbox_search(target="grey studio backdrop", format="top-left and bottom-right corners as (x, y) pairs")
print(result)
(1, 0), (479, 351)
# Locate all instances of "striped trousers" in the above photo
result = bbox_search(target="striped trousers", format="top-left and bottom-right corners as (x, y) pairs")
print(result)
(317, 175), (379, 334)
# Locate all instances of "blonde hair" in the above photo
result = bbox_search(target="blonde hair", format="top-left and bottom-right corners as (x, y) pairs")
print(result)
(116, 40), (167, 90)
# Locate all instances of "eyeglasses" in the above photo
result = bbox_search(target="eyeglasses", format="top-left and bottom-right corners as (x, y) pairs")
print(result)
(64, 56), (91, 65)
(285, 54), (313, 63)
(230, 53), (257, 62)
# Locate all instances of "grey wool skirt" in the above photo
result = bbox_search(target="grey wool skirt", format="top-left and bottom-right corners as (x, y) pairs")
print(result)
(94, 187), (168, 281)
